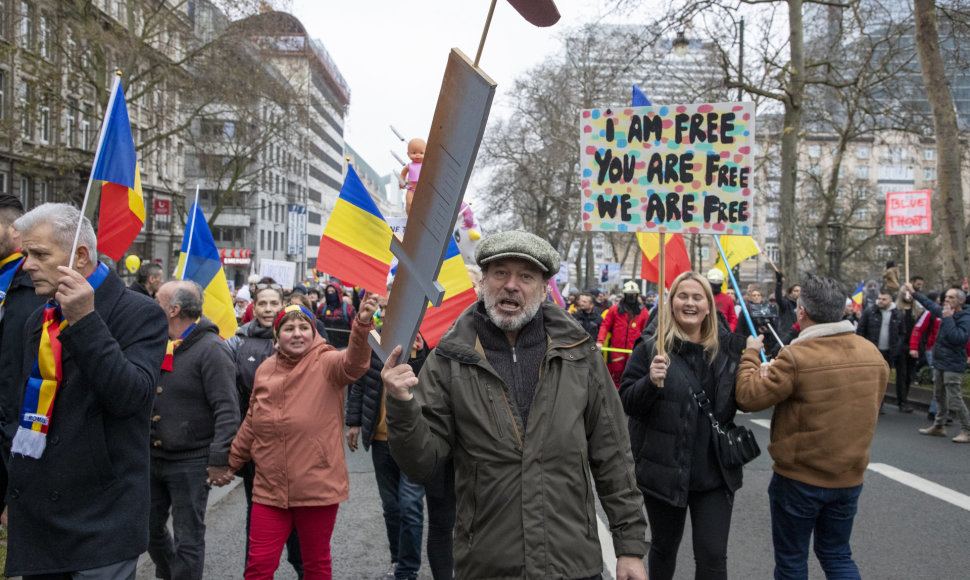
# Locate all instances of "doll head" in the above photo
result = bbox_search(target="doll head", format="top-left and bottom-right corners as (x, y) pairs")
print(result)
(407, 138), (426, 164)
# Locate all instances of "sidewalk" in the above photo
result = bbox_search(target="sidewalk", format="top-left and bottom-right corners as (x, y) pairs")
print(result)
(883, 380), (970, 411)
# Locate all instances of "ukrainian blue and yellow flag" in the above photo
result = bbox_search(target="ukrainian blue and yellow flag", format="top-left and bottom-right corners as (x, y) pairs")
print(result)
(316, 165), (394, 295)
(175, 203), (237, 338)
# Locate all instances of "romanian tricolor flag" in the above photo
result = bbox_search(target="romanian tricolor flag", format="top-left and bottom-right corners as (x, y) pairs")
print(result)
(91, 76), (145, 261)
(175, 203), (238, 339)
(316, 165), (393, 295)
(419, 238), (478, 348)
(851, 282), (864, 311)
(637, 233), (692, 290)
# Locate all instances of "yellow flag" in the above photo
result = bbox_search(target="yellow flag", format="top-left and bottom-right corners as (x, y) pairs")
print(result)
(711, 236), (760, 290)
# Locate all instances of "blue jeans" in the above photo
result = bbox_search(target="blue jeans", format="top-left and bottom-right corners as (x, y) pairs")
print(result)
(372, 440), (425, 579)
(768, 473), (862, 580)
(148, 457), (210, 580)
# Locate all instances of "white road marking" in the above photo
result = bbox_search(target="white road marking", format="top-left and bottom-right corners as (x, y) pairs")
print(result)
(746, 416), (970, 512)
(597, 510), (618, 578)
(867, 463), (970, 512)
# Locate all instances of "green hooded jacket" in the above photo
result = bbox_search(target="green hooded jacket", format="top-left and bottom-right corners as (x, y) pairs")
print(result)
(386, 302), (647, 579)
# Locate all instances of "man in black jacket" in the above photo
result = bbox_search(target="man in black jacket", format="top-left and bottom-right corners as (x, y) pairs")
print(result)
(7, 203), (167, 578)
(0, 195), (47, 514)
(149, 280), (239, 580)
(571, 291), (602, 340)
(856, 290), (906, 366)
(130, 261), (163, 298)
(856, 289), (905, 414)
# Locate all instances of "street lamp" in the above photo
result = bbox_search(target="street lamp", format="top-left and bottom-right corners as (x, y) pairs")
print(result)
(673, 30), (689, 56)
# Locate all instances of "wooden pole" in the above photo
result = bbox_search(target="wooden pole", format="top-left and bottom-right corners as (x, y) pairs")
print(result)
(656, 232), (666, 388)
(474, 0), (498, 67)
(905, 234), (910, 283)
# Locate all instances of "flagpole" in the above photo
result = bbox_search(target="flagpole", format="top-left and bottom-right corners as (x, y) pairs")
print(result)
(714, 235), (767, 362)
(474, 0), (498, 67)
(656, 232), (666, 388)
(69, 72), (122, 269)
(180, 186), (200, 281)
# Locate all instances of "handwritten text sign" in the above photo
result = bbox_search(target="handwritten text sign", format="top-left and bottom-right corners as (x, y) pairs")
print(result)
(580, 102), (755, 235)
(886, 189), (932, 235)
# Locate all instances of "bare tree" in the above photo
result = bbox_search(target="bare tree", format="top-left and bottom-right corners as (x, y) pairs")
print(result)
(479, 26), (647, 290)
(915, 0), (967, 284)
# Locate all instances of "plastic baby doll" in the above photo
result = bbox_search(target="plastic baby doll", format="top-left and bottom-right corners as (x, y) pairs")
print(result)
(400, 138), (425, 214)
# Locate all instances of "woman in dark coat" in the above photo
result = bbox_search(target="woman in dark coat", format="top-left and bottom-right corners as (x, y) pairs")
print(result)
(620, 271), (746, 580)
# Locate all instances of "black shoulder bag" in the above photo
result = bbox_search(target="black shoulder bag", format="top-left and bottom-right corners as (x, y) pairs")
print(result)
(692, 388), (761, 468)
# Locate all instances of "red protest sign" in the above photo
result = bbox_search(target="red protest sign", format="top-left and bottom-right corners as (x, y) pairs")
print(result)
(885, 190), (932, 235)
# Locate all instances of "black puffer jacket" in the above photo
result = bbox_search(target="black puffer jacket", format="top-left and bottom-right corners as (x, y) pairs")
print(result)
(620, 332), (745, 507)
(225, 321), (276, 418)
(346, 336), (429, 450)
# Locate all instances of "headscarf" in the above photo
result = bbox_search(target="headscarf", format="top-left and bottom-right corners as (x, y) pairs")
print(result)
(273, 304), (316, 338)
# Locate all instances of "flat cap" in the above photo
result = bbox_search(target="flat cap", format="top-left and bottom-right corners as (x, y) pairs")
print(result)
(475, 230), (560, 277)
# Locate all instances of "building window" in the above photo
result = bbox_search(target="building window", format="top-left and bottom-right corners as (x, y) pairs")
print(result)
(37, 180), (47, 203)
(0, 69), (5, 120)
(19, 2), (32, 50)
(0, 172), (7, 194)
(923, 167), (936, 181)
(856, 145), (869, 159)
(18, 176), (29, 207)
(856, 165), (868, 179)
(18, 82), (29, 140)
(38, 12), (49, 59)
(65, 98), (76, 147)
(0, 0), (6, 39)
(807, 144), (821, 158)
(923, 148), (936, 161)
(39, 103), (49, 143)
(260, 230), (265, 251)
(81, 103), (92, 150)
(854, 206), (868, 221)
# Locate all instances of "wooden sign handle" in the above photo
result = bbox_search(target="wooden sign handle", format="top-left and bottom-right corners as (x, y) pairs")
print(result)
(656, 232), (666, 388)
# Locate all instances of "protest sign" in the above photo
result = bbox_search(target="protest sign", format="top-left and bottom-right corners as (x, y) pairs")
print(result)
(580, 102), (755, 235)
(259, 259), (296, 290)
(885, 190), (932, 235)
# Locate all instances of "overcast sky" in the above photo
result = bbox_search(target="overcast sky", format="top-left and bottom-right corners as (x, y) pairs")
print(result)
(289, 0), (614, 209)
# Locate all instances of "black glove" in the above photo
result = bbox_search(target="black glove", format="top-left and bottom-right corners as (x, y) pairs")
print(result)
(775, 270), (784, 283)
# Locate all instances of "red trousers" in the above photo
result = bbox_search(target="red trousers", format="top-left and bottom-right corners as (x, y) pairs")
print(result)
(245, 502), (339, 579)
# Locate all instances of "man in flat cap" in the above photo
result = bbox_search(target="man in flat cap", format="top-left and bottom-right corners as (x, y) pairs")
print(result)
(382, 230), (647, 580)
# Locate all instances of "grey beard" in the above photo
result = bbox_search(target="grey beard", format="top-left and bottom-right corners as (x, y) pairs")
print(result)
(482, 292), (542, 331)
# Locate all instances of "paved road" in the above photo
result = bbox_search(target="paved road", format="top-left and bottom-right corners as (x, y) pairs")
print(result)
(137, 404), (970, 579)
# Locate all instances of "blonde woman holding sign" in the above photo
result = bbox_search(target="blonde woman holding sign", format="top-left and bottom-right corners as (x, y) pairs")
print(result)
(619, 271), (747, 580)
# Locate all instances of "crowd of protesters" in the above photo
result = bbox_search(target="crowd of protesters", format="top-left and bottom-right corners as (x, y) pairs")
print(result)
(0, 197), (968, 580)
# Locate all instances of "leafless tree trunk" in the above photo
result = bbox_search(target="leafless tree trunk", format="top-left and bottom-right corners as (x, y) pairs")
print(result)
(914, 0), (967, 283)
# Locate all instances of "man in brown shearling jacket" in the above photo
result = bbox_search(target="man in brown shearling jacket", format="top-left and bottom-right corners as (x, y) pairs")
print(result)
(736, 274), (887, 580)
